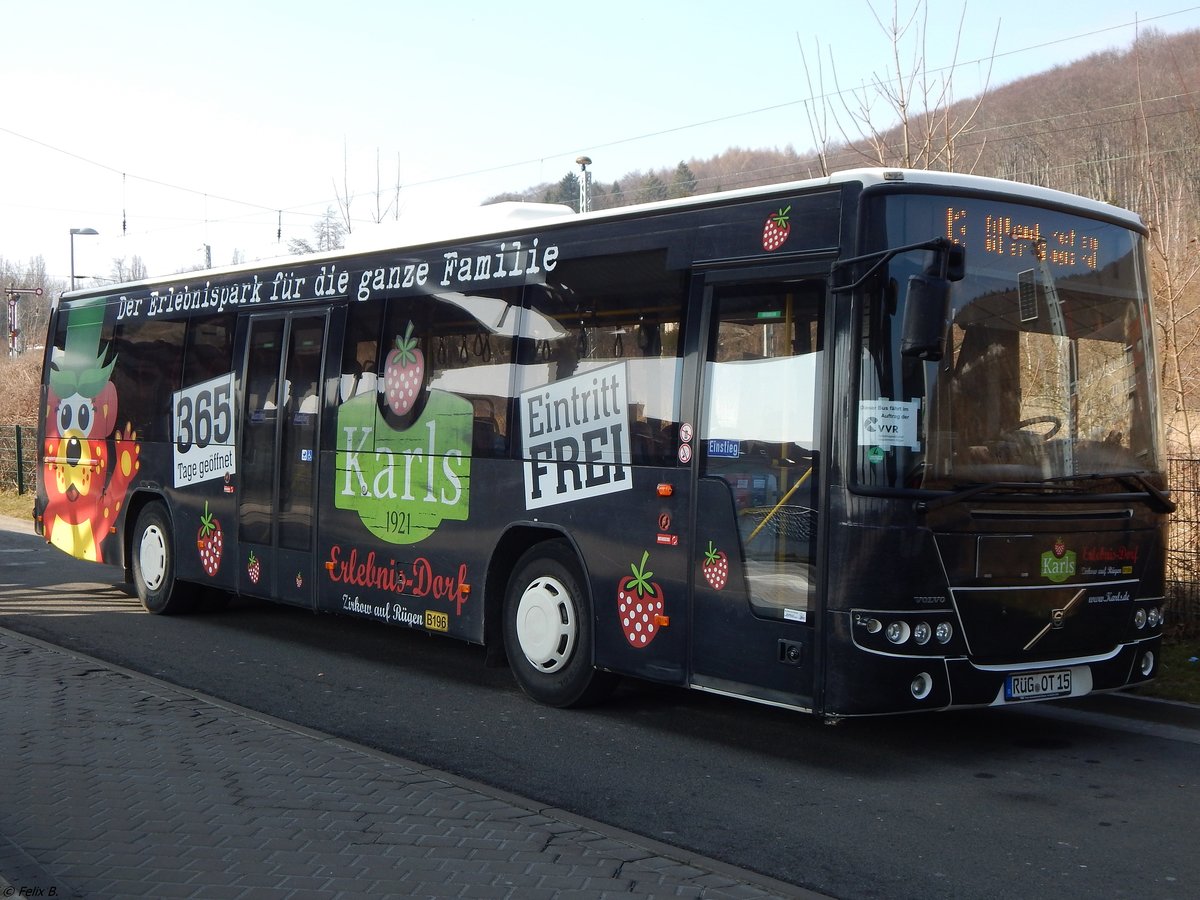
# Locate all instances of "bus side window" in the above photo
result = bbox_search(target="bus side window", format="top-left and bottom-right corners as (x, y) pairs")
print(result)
(181, 314), (234, 387)
(340, 303), (382, 404)
(111, 317), (186, 443)
(379, 287), (519, 458)
(516, 250), (687, 467)
(701, 280), (824, 618)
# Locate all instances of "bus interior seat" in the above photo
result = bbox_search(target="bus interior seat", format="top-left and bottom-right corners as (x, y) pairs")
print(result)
(471, 398), (505, 455)
(356, 371), (378, 396)
(262, 378), (291, 412)
(472, 417), (503, 455)
(630, 420), (676, 466)
(298, 383), (319, 415)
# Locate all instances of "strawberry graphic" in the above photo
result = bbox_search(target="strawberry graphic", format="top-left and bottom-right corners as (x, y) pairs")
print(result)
(384, 321), (424, 416)
(617, 551), (665, 648)
(295, 572), (304, 589)
(247, 551), (261, 585)
(702, 540), (728, 590)
(761, 205), (791, 251)
(196, 502), (223, 577)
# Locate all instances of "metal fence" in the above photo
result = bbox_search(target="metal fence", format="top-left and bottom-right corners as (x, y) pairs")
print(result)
(0, 424), (36, 495)
(1167, 457), (1200, 635)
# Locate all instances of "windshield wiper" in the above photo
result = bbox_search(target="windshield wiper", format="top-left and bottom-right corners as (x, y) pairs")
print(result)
(914, 471), (1175, 514)
(914, 479), (1062, 513)
(1043, 471), (1176, 514)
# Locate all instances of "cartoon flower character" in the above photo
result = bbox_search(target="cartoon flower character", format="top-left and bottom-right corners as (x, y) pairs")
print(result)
(42, 298), (140, 562)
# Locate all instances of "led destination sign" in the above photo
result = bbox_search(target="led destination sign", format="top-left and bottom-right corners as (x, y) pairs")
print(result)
(943, 205), (1101, 272)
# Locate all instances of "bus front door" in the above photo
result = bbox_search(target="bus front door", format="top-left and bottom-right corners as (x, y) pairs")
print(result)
(690, 275), (825, 708)
(238, 312), (329, 606)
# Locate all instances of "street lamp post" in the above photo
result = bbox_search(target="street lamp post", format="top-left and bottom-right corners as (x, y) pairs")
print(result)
(576, 156), (592, 214)
(69, 227), (98, 289)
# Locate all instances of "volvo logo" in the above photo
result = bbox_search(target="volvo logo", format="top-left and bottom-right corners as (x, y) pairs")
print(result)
(1024, 589), (1086, 651)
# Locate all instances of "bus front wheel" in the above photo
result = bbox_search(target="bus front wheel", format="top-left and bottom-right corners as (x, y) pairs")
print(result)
(503, 542), (617, 708)
(132, 502), (192, 615)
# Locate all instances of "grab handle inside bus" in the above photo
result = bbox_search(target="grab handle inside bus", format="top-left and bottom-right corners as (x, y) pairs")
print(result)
(746, 466), (814, 544)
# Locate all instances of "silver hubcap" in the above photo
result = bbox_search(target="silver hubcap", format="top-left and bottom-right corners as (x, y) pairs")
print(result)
(138, 524), (168, 591)
(515, 575), (577, 673)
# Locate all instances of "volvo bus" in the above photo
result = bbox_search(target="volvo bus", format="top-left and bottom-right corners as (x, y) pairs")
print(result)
(36, 168), (1171, 718)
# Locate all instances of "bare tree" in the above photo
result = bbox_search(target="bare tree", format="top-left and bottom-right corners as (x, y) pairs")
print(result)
(1132, 26), (1200, 454)
(798, 37), (832, 176)
(331, 143), (405, 229)
(287, 207), (347, 255)
(111, 256), (148, 284)
(370, 150), (403, 224)
(332, 138), (354, 235)
(2, 255), (57, 357)
(1145, 172), (1200, 453)
(810, 0), (996, 172)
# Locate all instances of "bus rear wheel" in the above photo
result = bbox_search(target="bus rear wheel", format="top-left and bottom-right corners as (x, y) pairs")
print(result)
(503, 541), (617, 708)
(132, 502), (192, 615)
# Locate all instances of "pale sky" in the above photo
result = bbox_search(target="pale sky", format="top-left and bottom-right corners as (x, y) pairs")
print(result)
(4, 0), (1200, 287)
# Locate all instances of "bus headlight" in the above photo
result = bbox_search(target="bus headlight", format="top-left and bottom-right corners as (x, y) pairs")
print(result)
(852, 610), (958, 655)
(1134, 608), (1147, 629)
(1148, 607), (1162, 628)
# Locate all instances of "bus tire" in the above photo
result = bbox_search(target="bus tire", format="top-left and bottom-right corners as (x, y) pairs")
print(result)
(503, 541), (618, 708)
(132, 502), (192, 615)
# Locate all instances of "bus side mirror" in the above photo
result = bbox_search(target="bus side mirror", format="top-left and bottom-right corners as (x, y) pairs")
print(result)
(900, 273), (952, 361)
(945, 244), (966, 282)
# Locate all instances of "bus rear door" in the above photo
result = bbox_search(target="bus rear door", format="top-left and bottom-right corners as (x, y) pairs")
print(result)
(237, 311), (329, 606)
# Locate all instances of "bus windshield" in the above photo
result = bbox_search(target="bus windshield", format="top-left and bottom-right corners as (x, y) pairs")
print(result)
(857, 192), (1164, 491)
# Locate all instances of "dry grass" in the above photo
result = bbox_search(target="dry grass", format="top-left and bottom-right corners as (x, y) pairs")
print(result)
(1132, 634), (1200, 704)
(0, 490), (32, 521)
(0, 351), (42, 425)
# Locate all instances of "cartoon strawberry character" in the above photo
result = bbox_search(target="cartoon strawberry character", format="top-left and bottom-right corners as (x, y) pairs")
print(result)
(42, 297), (141, 564)
(762, 205), (791, 251)
(247, 551), (261, 585)
(384, 321), (424, 416)
(197, 502), (223, 576)
(702, 540), (728, 590)
(617, 551), (665, 648)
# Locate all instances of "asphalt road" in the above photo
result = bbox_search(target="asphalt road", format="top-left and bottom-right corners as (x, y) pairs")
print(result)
(2, 514), (1197, 899)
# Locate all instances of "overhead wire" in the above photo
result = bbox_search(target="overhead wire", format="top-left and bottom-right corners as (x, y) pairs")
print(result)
(3, 5), (1200, 240)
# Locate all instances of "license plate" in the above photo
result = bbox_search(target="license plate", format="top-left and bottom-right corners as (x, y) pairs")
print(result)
(1005, 669), (1072, 701)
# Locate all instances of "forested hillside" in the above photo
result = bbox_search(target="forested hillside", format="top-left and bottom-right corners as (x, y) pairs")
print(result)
(489, 28), (1200, 452)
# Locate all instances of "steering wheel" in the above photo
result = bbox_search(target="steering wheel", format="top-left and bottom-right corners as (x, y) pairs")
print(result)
(1012, 414), (1062, 441)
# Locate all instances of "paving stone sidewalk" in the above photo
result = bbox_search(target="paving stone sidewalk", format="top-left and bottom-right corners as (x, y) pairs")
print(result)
(0, 628), (807, 899)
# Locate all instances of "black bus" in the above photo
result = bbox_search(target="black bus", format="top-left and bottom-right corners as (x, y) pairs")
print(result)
(36, 168), (1170, 717)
